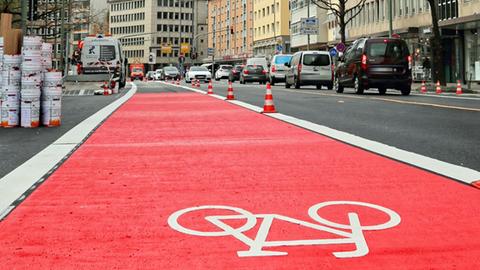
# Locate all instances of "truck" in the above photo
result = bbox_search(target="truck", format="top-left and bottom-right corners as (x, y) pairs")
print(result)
(80, 34), (128, 88)
(130, 63), (145, 81)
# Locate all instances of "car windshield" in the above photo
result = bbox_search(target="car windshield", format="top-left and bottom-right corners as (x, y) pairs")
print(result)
(190, 67), (208, 72)
(164, 67), (178, 72)
(367, 41), (409, 63)
(274, 55), (292, 65)
(303, 54), (330, 66)
(246, 65), (264, 72)
(221, 66), (233, 70)
(234, 65), (244, 71)
(133, 68), (142, 72)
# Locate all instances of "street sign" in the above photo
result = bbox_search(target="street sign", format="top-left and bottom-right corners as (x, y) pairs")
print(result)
(336, 42), (346, 53)
(300, 17), (319, 35)
(148, 52), (156, 65)
(276, 45), (283, 53)
(329, 48), (338, 57)
(180, 43), (190, 54)
(161, 44), (172, 54)
(207, 48), (214, 56)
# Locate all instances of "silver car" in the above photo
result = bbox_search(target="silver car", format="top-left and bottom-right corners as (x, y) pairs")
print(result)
(269, 54), (292, 85)
(285, 51), (334, 90)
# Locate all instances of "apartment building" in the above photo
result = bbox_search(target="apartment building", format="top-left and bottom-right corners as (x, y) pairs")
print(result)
(207, 0), (255, 64)
(289, 0), (329, 51)
(27, 0), (91, 70)
(342, 0), (480, 83)
(109, 0), (208, 70)
(252, 0), (291, 59)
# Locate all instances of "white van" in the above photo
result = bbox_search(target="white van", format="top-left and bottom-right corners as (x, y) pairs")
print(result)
(285, 51), (333, 90)
(80, 35), (128, 88)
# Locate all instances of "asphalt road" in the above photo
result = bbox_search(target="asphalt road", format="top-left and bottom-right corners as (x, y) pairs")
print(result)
(142, 80), (480, 172)
(0, 85), (130, 178)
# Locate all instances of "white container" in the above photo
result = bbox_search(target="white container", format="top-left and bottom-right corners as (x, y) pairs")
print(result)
(23, 36), (42, 51)
(41, 99), (61, 127)
(2, 69), (21, 86)
(1, 92), (20, 107)
(3, 55), (22, 70)
(20, 93), (40, 128)
(1, 106), (19, 127)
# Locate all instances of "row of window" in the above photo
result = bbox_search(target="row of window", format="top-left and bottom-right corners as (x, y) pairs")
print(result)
(120, 37), (145, 47)
(156, 24), (193, 33)
(125, 50), (145, 58)
(111, 25), (145, 35)
(156, 37), (192, 45)
(111, 1), (145, 12)
(254, 22), (281, 37)
(111, 13), (145, 23)
(157, 12), (193, 21)
(253, 3), (281, 20)
(157, 0), (194, 8)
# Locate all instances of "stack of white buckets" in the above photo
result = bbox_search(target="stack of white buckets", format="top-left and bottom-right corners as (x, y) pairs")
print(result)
(0, 36), (61, 128)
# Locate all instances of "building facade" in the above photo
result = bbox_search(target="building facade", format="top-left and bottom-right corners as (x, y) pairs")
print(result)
(109, 0), (208, 71)
(252, 0), (291, 59)
(207, 0), (255, 64)
(289, 0), (329, 51)
(342, 0), (480, 83)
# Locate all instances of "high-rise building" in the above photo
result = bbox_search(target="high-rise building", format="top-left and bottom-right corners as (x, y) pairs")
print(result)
(252, 0), (291, 59)
(108, 0), (208, 70)
(207, 0), (254, 64)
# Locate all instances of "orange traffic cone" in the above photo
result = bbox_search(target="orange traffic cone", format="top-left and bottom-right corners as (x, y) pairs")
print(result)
(226, 81), (235, 100)
(456, 80), (463, 95)
(177, 78), (180, 85)
(207, 81), (214, 94)
(191, 79), (195, 87)
(262, 82), (277, 113)
(420, 81), (427, 94)
(435, 81), (442, 94)
(196, 79), (201, 88)
(103, 81), (109, 95)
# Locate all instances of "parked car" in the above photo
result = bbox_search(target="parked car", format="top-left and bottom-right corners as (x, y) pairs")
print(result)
(185, 66), (212, 83)
(146, 71), (155, 81)
(228, 65), (244, 82)
(239, 65), (268, 84)
(334, 37), (412, 95)
(269, 54), (292, 85)
(162, 66), (180, 80)
(215, 65), (233, 80)
(285, 51), (334, 90)
(154, 69), (163, 80)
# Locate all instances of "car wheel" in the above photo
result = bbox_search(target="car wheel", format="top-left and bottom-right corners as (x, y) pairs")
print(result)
(285, 81), (291, 89)
(354, 76), (364, 94)
(316, 84), (322, 90)
(240, 77), (245, 84)
(401, 86), (411, 96)
(294, 77), (301, 89)
(327, 83), (333, 90)
(378, 88), (387, 95)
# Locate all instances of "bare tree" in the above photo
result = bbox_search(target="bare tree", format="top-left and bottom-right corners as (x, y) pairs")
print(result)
(426, 0), (445, 85)
(312, 0), (367, 44)
(0, 0), (21, 26)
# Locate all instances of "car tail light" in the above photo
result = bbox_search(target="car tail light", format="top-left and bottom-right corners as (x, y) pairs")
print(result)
(232, 70), (237, 74)
(244, 70), (249, 74)
(407, 55), (412, 70)
(271, 65), (276, 73)
(361, 54), (368, 70)
(262, 69), (267, 74)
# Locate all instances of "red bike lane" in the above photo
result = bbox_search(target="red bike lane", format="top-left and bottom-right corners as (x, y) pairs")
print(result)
(0, 92), (479, 269)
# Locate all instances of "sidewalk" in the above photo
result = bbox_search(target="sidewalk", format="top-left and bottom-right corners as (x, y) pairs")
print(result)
(0, 92), (479, 269)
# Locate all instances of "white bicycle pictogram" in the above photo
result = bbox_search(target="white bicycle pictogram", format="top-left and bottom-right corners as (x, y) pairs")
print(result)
(168, 201), (401, 258)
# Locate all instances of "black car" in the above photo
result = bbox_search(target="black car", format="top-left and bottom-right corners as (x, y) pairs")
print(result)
(334, 37), (412, 95)
(239, 65), (268, 84)
(228, 65), (244, 82)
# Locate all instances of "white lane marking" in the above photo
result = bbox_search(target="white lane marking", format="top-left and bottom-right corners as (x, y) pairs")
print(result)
(170, 83), (480, 185)
(0, 84), (137, 217)
(79, 89), (85, 96)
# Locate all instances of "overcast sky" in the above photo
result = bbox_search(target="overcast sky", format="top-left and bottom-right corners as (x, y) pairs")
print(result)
(91, 0), (108, 14)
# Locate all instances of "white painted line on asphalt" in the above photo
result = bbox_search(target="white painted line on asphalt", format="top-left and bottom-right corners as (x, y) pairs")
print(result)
(0, 83), (137, 219)
(79, 89), (85, 96)
(171, 83), (480, 185)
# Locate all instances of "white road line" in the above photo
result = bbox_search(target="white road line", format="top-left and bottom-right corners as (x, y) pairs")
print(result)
(79, 89), (85, 96)
(171, 83), (480, 186)
(0, 83), (137, 218)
